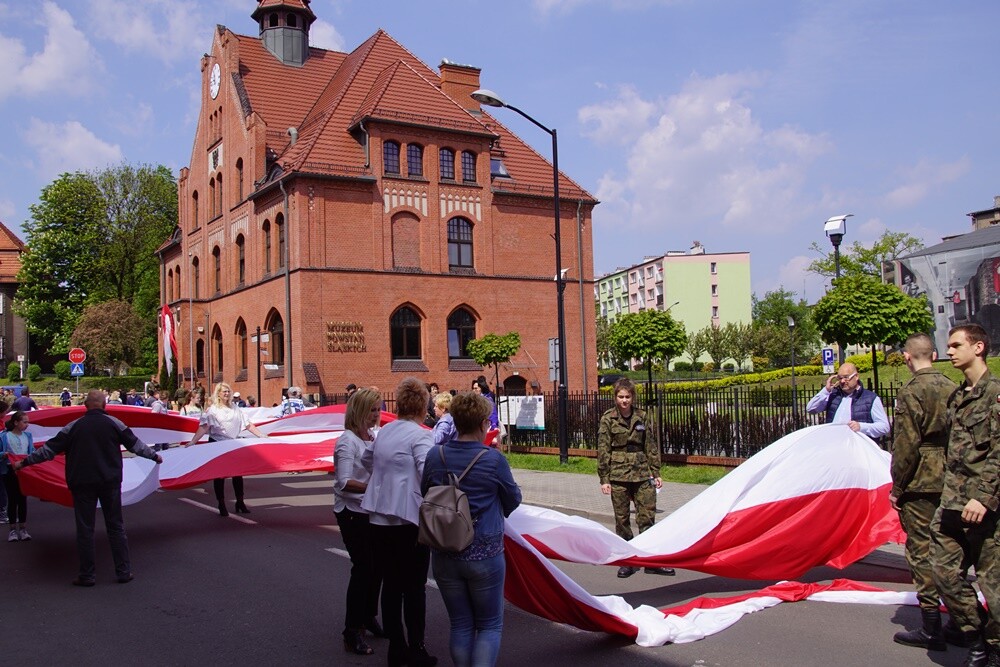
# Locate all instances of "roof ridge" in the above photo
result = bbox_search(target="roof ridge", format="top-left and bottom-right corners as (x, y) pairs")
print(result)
(0, 220), (26, 252)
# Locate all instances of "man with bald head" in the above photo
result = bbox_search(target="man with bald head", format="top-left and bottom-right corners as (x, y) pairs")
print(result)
(806, 360), (890, 439)
(15, 390), (161, 586)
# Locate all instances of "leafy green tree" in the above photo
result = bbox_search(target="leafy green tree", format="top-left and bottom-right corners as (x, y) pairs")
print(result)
(684, 329), (707, 371)
(70, 300), (147, 376)
(699, 324), (732, 368)
(595, 314), (614, 369)
(807, 230), (924, 279)
(752, 288), (820, 358)
(15, 172), (106, 352)
(608, 310), (686, 385)
(466, 332), (522, 392)
(812, 274), (934, 384)
(721, 322), (754, 371)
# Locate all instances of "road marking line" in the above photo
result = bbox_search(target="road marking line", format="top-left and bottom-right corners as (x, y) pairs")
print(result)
(178, 497), (257, 524)
(324, 548), (438, 589)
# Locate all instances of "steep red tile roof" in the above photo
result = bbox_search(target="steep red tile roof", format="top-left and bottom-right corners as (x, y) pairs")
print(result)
(0, 221), (26, 280)
(229, 26), (594, 201)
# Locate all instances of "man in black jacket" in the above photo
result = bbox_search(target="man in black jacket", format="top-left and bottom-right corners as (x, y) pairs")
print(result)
(15, 390), (162, 586)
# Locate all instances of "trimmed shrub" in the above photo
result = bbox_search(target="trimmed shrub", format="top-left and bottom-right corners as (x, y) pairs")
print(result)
(54, 360), (72, 381)
(752, 356), (769, 371)
(27, 363), (41, 381)
(6, 361), (19, 382)
(885, 351), (905, 367)
(672, 361), (693, 372)
(701, 362), (715, 373)
(722, 363), (737, 373)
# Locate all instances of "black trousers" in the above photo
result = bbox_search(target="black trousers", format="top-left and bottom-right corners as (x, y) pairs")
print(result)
(4, 471), (26, 524)
(213, 477), (244, 503)
(369, 522), (429, 649)
(336, 508), (382, 632)
(71, 480), (130, 580)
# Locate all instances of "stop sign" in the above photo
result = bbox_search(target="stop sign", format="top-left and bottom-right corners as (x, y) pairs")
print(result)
(69, 348), (87, 364)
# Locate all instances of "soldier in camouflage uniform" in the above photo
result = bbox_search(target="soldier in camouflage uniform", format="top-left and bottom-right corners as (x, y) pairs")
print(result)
(931, 324), (1000, 667)
(889, 332), (955, 651)
(597, 378), (674, 578)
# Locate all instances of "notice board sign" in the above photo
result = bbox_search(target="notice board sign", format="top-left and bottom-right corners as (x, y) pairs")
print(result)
(498, 396), (545, 431)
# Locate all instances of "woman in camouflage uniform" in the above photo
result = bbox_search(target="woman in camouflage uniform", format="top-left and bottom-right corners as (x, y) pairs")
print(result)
(597, 378), (674, 579)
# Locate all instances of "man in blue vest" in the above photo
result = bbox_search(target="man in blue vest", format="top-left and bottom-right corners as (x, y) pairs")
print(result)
(806, 361), (890, 439)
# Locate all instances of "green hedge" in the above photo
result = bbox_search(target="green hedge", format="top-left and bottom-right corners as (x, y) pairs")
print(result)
(661, 365), (824, 392)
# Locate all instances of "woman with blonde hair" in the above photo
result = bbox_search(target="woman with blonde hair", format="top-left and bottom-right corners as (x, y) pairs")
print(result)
(361, 377), (437, 667)
(431, 392), (455, 446)
(188, 382), (266, 516)
(334, 388), (384, 655)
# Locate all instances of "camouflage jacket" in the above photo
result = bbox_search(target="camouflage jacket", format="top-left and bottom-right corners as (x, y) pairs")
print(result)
(889, 367), (955, 497)
(597, 407), (660, 484)
(941, 369), (1000, 512)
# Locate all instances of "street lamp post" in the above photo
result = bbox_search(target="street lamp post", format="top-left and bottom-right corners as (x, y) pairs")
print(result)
(471, 88), (570, 464)
(824, 214), (853, 364)
(787, 315), (797, 423)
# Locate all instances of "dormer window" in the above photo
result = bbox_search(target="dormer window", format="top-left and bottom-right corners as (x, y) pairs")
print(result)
(490, 158), (511, 179)
(287, 13), (297, 27)
(269, 13), (279, 27)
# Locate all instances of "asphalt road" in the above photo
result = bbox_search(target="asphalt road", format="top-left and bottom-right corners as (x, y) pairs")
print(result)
(2, 472), (971, 666)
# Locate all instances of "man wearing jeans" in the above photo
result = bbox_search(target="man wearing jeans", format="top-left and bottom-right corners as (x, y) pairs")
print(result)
(15, 390), (161, 586)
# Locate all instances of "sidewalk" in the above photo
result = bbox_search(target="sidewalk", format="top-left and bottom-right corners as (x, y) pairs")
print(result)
(512, 468), (908, 572)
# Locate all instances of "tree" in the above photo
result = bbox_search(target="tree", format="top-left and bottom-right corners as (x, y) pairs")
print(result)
(812, 274), (934, 385)
(807, 230), (924, 279)
(684, 330), (707, 371)
(15, 163), (178, 355)
(607, 309), (686, 385)
(70, 300), (147, 376)
(15, 172), (106, 352)
(700, 324), (731, 368)
(595, 314), (614, 369)
(466, 332), (522, 393)
(721, 322), (754, 371)
(751, 288), (820, 366)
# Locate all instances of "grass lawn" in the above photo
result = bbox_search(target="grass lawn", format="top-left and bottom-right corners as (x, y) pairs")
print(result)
(505, 453), (730, 485)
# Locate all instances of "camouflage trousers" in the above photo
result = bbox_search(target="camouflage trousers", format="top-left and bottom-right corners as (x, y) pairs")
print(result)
(931, 507), (1000, 640)
(898, 493), (942, 610)
(610, 480), (656, 541)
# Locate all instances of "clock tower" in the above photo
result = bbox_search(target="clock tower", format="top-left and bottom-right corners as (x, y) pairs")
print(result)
(251, 0), (315, 67)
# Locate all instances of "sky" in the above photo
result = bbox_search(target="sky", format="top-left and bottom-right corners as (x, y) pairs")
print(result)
(1, 0), (998, 303)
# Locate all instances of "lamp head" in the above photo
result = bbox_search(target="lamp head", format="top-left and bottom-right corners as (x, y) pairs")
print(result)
(787, 315), (795, 329)
(471, 88), (506, 108)
(824, 214), (852, 245)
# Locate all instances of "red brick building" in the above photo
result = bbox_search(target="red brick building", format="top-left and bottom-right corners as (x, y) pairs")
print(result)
(158, 0), (597, 405)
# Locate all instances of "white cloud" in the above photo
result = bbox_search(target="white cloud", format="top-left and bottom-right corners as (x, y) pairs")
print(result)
(310, 19), (346, 52)
(22, 119), (123, 181)
(87, 0), (211, 63)
(591, 73), (833, 235)
(880, 157), (970, 209)
(579, 85), (657, 145)
(0, 1), (101, 101)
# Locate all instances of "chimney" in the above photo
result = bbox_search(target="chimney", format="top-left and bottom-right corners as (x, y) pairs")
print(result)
(440, 59), (481, 112)
(994, 195), (1000, 208)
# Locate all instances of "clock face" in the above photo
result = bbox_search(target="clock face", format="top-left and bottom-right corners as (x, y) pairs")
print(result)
(210, 63), (221, 99)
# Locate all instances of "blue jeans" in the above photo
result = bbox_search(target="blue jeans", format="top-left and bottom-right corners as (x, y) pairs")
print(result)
(432, 552), (505, 667)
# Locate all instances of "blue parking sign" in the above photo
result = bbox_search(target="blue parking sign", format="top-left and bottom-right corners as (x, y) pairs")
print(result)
(70, 362), (85, 376)
(822, 348), (834, 365)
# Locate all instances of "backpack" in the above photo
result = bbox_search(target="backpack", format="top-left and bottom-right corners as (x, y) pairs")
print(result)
(418, 447), (489, 553)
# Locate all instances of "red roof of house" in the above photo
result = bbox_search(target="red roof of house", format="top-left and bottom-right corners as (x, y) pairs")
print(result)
(227, 26), (594, 201)
(0, 221), (26, 281)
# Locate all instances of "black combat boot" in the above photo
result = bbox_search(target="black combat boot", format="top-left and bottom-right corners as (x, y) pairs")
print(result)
(893, 607), (946, 651)
(965, 638), (989, 667)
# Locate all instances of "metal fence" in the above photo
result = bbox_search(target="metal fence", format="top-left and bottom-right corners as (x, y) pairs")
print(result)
(503, 383), (900, 459)
(322, 383), (901, 460)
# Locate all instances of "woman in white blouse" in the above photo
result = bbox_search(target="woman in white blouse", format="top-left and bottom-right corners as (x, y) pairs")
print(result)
(334, 387), (384, 655)
(188, 382), (266, 516)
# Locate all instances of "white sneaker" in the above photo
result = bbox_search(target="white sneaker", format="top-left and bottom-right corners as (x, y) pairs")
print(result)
(7, 529), (18, 542)
(17, 528), (30, 541)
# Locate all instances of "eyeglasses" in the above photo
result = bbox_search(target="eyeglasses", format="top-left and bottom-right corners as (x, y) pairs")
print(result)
(837, 373), (858, 381)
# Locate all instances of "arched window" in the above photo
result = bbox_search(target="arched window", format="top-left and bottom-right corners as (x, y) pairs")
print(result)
(266, 309), (285, 365)
(461, 150), (476, 183)
(196, 339), (205, 376)
(447, 307), (477, 359)
(236, 158), (244, 201)
(276, 214), (286, 269)
(383, 141), (400, 175)
(447, 217), (474, 269)
(236, 234), (245, 285)
(167, 269), (174, 301)
(235, 318), (248, 373)
(390, 306), (421, 360)
(287, 13), (297, 27)
(175, 265), (181, 300)
(439, 148), (455, 180)
(262, 220), (272, 274)
(211, 324), (223, 379)
(191, 256), (200, 299)
(269, 13), (279, 27)
(216, 174), (223, 216)
(192, 191), (199, 228)
(209, 179), (216, 218)
(407, 144), (423, 177)
(212, 246), (221, 293)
